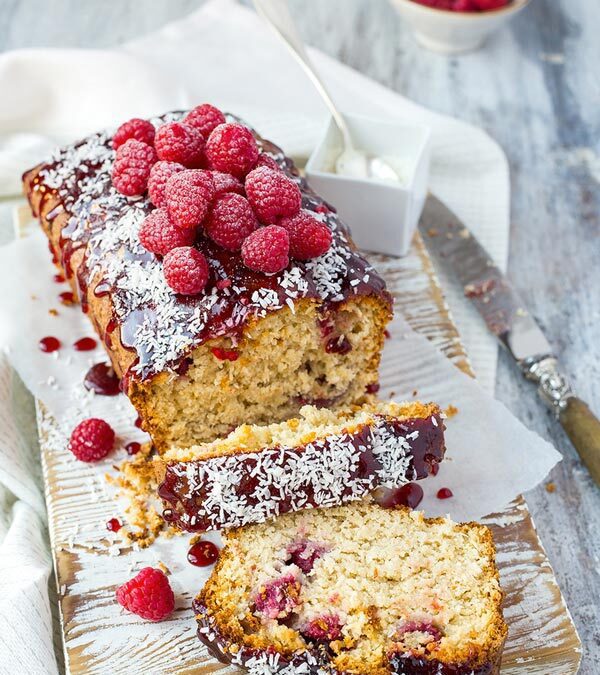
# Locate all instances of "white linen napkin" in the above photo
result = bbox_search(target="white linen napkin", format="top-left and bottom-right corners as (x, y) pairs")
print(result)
(0, 1), (514, 672)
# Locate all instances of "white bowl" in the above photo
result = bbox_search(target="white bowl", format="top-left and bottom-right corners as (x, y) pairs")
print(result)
(305, 112), (431, 257)
(388, 0), (531, 54)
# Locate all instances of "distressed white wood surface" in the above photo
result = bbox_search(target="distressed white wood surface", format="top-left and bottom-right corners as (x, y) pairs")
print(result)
(1, 0), (598, 671)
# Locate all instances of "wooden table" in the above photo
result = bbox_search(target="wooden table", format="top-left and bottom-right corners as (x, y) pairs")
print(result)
(1, 0), (598, 672)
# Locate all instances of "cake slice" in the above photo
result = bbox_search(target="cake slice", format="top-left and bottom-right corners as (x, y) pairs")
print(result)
(194, 502), (507, 675)
(156, 400), (445, 532)
(23, 110), (391, 451)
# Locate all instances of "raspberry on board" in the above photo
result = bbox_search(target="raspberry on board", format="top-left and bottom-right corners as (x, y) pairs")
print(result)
(68, 418), (115, 462)
(163, 246), (210, 295)
(154, 121), (205, 168)
(139, 208), (195, 256)
(148, 161), (185, 208)
(245, 166), (302, 224)
(116, 567), (175, 622)
(111, 139), (157, 196)
(211, 171), (244, 197)
(165, 170), (215, 230)
(205, 123), (259, 178)
(184, 104), (226, 138)
(205, 193), (258, 251)
(279, 210), (332, 260)
(241, 225), (290, 275)
(112, 118), (155, 150)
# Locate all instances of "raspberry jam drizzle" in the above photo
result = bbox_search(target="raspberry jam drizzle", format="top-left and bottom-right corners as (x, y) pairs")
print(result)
(125, 442), (141, 456)
(379, 483), (424, 510)
(39, 336), (61, 353)
(73, 337), (97, 351)
(187, 541), (220, 567)
(437, 487), (453, 499)
(84, 363), (120, 396)
(158, 414), (445, 532)
(32, 116), (390, 384)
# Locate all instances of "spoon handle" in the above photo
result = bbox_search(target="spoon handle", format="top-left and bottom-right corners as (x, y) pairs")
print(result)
(253, 0), (353, 148)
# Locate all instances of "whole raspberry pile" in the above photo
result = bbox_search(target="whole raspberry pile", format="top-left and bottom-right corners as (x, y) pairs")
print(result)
(411, 0), (509, 10)
(116, 567), (175, 622)
(68, 418), (115, 462)
(110, 105), (333, 294)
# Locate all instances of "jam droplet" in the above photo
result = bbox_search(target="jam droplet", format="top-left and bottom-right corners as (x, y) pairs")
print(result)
(211, 347), (239, 361)
(125, 442), (141, 456)
(325, 335), (352, 355)
(437, 487), (453, 500)
(106, 518), (121, 532)
(84, 363), (120, 396)
(134, 415), (143, 429)
(366, 382), (380, 394)
(379, 483), (424, 510)
(39, 336), (61, 353)
(188, 540), (220, 567)
(53, 273), (65, 283)
(73, 337), (97, 351)
(59, 291), (75, 305)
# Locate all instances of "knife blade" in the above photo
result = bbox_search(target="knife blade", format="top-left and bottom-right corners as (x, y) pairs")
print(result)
(419, 193), (600, 486)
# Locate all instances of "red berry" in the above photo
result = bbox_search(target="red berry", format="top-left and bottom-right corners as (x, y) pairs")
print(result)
(206, 194), (258, 251)
(68, 418), (115, 462)
(245, 167), (302, 224)
(279, 210), (332, 260)
(111, 139), (157, 196)
(184, 104), (226, 138)
(139, 208), (195, 256)
(205, 123), (259, 178)
(211, 171), (244, 197)
(154, 122), (205, 167)
(165, 170), (215, 230)
(112, 118), (155, 150)
(148, 161), (185, 208)
(241, 225), (289, 275)
(255, 153), (281, 171)
(163, 246), (209, 295)
(116, 567), (175, 622)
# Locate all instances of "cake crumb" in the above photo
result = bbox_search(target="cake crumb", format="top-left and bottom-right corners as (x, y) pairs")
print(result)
(444, 405), (459, 419)
(545, 482), (556, 493)
(49, 308), (59, 316)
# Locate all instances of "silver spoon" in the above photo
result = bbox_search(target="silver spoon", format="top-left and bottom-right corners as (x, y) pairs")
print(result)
(253, 0), (400, 182)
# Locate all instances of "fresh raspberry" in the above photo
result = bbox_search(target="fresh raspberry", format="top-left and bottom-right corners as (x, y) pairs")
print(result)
(68, 418), (115, 462)
(255, 153), (281, 171)
(252, 574), (302, 620)
(279, 210), (332, 260)
(286, 540), (328, 573)
(163, 246), (209, 295)
(245, 167), (301, 224)
(205, 123), (259, 178)
(112, 118), (155, 150)
(241, 225), (289, 275)
(302, 614), (343, 642)
(211, 171), (244, 197)
(139, 208), (195, 256)
(111, 139), (157, 196)
(116, 567), (175, 622)
(206, 194), (257, 251)
(165, 170), (215, 229)
(154, 121), (205, 167)
(184, 104), (226, 138)
(148, 161), (185, 208)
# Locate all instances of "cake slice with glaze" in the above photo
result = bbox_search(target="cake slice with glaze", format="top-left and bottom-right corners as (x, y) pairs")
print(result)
(156, 400), (445, 532)
(194, 502), (507, 675)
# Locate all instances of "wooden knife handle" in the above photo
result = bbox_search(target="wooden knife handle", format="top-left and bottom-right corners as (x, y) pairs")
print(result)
(559, 397), (600, 486)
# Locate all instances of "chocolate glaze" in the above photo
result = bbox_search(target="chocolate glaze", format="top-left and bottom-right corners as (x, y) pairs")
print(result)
(158, 413), (445, 532)
(27, 112), (390, 386)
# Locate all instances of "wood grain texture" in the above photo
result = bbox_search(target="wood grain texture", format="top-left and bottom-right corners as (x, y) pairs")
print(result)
(2, 0), (597, 671)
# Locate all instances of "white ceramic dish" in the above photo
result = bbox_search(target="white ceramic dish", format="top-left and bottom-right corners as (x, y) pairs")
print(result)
(388, 0), (531, 54)
(305, 112), (431, 257)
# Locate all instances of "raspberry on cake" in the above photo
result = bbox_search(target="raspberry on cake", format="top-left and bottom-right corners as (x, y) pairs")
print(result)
(139, 208), (195, 256)
(111, 139), (157, 196)
(241, 225), (290, 274)
(205, 122), (259, 177)
(245, 166), (302, 224)
(163, 246), (210, 295)
(185, 103), (227, 138)
(205, 193), (258, 251)
(147, 161), (185, 208)
(24, 110), (392, 451)
(280, 209), (333, 260)
(154, 121), (205, 167)
(165, 169), (215, 230)
(112, 118), (156, 150)
(194, 502), (507, 674)
(156, 401), (445, 532)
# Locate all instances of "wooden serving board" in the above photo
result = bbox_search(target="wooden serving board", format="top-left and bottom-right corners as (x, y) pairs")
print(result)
(19, 202), (580, 674)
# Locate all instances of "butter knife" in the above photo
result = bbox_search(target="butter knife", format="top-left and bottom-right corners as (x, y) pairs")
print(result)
(419, 194), (600, 485)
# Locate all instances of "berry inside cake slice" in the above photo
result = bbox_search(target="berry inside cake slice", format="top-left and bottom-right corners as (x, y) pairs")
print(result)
(156, 400), (445, 532)
(194, 502), (507, 675)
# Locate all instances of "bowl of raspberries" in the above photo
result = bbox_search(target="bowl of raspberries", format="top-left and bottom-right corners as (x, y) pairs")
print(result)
(389, 0), (531, 53)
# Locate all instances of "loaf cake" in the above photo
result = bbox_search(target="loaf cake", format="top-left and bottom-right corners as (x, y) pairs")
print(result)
(157, 400), (445, 532)
(23, 109), (391, 451)
(194, 502), (507, 675)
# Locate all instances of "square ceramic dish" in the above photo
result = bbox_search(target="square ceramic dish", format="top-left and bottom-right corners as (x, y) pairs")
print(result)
(305, 112), (431, 256)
